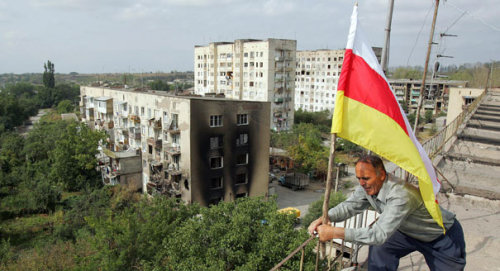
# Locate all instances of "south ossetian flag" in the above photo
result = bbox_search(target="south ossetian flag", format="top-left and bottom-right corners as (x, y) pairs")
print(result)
(331, 5), (444, 230)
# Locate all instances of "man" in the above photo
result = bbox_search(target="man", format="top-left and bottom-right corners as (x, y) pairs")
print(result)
(308, 155), (466, 271)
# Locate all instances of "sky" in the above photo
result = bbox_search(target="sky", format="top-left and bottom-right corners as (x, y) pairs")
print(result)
(0, 0), (498, 74)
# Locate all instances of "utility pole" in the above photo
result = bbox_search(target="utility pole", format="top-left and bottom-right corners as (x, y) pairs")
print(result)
(381, 0), (395, 74)
(414, 0), (440, 133)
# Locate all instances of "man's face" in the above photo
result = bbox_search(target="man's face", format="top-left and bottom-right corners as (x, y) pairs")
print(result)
(355, 162), (386, 196)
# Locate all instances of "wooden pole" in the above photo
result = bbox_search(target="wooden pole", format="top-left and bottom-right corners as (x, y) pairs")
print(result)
(318, 133), (337, 260)
(414, 0), (440, 133)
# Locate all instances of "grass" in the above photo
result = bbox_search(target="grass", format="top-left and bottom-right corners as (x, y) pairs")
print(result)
(0, 211), (63, 249)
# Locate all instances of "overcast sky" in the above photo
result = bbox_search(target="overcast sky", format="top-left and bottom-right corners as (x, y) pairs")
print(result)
(1, 0), (498, 74)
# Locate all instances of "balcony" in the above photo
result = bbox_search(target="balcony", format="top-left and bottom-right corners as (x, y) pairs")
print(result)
(129, 114), (141, 124)
(147, 137), (162, 149)
(129, 127), (141, 140)
(274, 97), (284, 104)
(153, 119), (162, 129)
(166, 163), (182, 175)
(164, 143), (181, 155)
(106, 120), (114, 129)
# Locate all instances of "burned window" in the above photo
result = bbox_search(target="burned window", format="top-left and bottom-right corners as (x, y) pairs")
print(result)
(236, 133), (248, 146)
(235, 173), (247, 184)
(209, 176), (223, 189)
(210, 156), (223, 169)
(236, 153), (248, 165)
(210, 115), (223, 127)
(210, 136), (223, 149)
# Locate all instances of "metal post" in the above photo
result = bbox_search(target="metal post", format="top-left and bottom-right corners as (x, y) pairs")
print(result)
(381, 0), (395, 74)
(414, 0), (440, 133)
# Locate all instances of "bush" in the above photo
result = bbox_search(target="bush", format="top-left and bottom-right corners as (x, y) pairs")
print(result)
(302, 191), (346, 229)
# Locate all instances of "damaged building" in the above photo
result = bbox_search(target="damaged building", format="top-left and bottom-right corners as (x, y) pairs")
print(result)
(80, 86), (270, 206)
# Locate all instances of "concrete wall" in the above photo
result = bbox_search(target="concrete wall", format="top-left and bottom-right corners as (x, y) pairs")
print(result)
(189, 99), (270, 206)
(447, 87), (485, 124)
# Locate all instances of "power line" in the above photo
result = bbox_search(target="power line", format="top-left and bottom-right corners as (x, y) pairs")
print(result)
(444, 1), (500, 32)
(406, 1), (435, 66)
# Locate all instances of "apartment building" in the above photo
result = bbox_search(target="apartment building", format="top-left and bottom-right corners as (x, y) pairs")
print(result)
(80, 86), (270, 206)
(194, 38), (296, 131)
(388, 79), (468, 113)
(294, 48), (382, 113)
(295, 49), (345, 112)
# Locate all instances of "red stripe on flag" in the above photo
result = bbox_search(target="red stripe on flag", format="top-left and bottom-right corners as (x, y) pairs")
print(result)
(338, 49), (408, 135)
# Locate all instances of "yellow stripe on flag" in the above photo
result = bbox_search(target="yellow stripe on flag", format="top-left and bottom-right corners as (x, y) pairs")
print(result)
(331, 95), (444, 230)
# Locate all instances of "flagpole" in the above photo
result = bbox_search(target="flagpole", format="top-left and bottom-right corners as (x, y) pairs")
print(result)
(414, 0), (440, 133)
(317, 133), (337, 261)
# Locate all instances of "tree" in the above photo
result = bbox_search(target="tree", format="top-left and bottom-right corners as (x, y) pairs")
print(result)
(56, 100), (73, 114)
(43, 61), (55, 88)
(82, 196), (321, 270)
(287, 123), (328, 175)
(148, 79), (170, 91)
(301, 191), (346, 230)
(425, 110), (433, 124)
(49, 122), (105, 191)
(294, 109), (331, 132)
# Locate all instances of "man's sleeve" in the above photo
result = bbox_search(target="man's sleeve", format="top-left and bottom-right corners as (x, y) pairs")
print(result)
(343, 188), (416, 245)
(328, 186), (370, 223)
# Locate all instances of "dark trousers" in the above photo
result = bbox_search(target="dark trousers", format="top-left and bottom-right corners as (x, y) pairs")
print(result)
(367, 220), (466, 271)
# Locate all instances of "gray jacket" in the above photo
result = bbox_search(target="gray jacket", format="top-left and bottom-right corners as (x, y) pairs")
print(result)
(328, 174), (456, 245)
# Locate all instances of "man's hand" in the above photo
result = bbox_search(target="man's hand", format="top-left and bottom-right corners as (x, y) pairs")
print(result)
(317, 225), (345, 242)
(307, 217), (324, 236)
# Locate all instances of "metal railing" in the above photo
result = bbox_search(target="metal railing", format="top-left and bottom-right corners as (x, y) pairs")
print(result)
(422, 89), (487, 159)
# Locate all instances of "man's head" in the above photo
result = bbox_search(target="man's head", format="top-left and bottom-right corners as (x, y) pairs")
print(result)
(355, 155), (387, 196)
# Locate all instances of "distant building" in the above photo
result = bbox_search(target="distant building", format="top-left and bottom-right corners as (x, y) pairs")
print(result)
(388, 79), (468, 113)
(80, 86), (270, 206)
(194, 38), (296, 131)
(446, 87), (485, 124)
(294, 48), (382, 113)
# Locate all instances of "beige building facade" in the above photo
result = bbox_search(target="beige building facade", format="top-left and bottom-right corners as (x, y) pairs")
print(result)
(294, 49), (345, 112)
(80, 86), (270, 206)
(446, 87), (485, 124)
(194, 38), (296, 131)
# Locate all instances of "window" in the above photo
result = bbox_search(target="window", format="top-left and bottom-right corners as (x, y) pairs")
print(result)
(141, 107), (145, 116)
(210, 136), (223, 149)
(235, 173), (247, 184)
(237, 114), (248, 125)
(210, 156), (223, 169)
(209, 176), (223, 189)
(236, 153), (248, 165)
(236, 133), (248, 146)
(210, 115), (223, 127)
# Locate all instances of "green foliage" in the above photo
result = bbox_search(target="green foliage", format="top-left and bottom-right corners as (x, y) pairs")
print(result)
(424, 110), (433, 124)
(407, 112), (416, 127)
(43, 60), (55, 88)
(285, 123), (329, 176)
(148, 79), (171, 91)
(56, 100), (74, 114)
(389, 67), (423, 80)
(302, 191), (346, 229)
(294, 109), (331, 132)
(335, 138), (363, 154)
(48, 122), (106, 191)
(0, 238), (12, 268)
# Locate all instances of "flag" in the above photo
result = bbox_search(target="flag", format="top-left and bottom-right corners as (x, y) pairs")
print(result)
(332, 5), (444, 230)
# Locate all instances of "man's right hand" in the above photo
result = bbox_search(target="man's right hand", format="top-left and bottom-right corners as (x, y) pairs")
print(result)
(307, 217), (324, 235)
